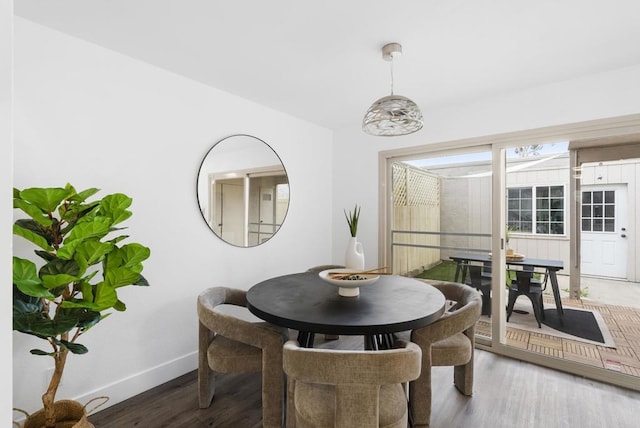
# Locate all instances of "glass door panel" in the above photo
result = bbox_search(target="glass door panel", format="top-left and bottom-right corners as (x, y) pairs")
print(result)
(391, 149), (493, 342)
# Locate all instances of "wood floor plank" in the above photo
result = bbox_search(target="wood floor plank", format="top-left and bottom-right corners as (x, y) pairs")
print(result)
(88, 334), (640, 427)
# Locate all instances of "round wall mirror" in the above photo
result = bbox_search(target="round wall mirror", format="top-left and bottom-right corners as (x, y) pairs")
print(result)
(196, 134), (290, 247)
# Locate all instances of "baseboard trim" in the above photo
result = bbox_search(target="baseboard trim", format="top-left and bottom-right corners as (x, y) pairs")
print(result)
(75, 351), (198, 415)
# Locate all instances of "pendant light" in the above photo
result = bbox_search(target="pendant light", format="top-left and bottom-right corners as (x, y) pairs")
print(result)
(362, 42), (423, 136)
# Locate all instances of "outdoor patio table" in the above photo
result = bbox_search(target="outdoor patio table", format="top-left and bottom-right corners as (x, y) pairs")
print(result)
(246, 271), (446, 349)
(450, 252), (565, 323)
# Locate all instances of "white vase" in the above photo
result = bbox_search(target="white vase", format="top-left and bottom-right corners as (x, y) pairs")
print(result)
(344, 236), (365, 270)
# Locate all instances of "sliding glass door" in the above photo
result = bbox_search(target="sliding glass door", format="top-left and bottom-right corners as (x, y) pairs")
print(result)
(381, 130), (640, 391)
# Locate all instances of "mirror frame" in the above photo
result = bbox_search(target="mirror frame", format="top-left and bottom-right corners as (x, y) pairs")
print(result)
(196, 134), (290, 247)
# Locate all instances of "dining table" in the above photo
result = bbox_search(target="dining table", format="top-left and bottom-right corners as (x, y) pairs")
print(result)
(449, 252), (565, 323)
(246, 270), (446, 349)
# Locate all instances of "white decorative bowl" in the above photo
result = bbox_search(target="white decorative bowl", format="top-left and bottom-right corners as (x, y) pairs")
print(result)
(318, 268), (380, 297)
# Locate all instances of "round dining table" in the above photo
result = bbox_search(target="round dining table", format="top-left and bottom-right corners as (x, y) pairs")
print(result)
(246, 271), (446, 349)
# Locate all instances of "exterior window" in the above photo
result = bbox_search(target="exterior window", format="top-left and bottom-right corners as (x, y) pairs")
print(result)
(508, 185), (564, 235)
(581, 190), (615, 232)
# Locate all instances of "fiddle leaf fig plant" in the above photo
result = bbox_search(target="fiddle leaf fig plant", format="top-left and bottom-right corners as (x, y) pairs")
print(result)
(12, 184), (150, 428)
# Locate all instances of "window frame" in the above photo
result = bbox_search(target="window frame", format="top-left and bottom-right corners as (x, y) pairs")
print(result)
(507, 184), (567, 236)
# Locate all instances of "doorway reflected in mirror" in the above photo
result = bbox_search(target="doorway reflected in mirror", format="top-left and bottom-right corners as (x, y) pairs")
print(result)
(196, 134), (290, 247)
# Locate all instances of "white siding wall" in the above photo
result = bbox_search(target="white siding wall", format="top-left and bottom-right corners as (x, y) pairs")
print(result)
(507, 160), (572, 274)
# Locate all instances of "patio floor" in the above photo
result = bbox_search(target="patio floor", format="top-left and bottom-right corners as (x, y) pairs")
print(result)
(475, 294), (640, 378)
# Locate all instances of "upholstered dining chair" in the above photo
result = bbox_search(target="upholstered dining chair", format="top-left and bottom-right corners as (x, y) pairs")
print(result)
(197, 286), (289, 428)
(283, 338), (422, 428)
(409, 280), (482, 428)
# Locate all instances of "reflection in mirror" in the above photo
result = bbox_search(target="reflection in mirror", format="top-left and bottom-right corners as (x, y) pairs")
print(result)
(197, 134), (290, 247)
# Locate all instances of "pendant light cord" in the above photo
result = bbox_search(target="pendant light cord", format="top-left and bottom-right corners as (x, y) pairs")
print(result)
(389, 57), (395, 95)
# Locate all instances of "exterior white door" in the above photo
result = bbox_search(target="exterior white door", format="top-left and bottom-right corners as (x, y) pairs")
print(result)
(580, 184), (628, 278)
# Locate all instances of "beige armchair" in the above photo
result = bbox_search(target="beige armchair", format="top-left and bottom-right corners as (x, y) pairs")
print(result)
(283, 339), (422, 428)
(409, 280), (482, 428)
(197, 286), (289, 428)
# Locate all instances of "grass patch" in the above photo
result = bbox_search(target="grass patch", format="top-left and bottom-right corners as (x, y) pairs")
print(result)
(415, 260), (532, 285)
(414, 261), (458, 282)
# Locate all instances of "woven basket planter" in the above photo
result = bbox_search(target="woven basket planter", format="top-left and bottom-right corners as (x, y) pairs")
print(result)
(15, 397), (107, 428)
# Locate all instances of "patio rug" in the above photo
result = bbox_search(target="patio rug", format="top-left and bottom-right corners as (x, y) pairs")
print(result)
(483, 299), (616, 348)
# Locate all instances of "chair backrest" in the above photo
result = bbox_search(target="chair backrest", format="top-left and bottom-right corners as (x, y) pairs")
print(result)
(467, 265), (484, 286)
(283, 339), (421, 427)
(514, 270), (535, 294)
(412, 280), (482, 346)
(482, 260), (492, 275)
(197, 286), (286, 349)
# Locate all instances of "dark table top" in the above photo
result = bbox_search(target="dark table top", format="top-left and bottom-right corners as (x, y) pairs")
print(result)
(450, 252), (564, 271)
(246, 271), (446, 336)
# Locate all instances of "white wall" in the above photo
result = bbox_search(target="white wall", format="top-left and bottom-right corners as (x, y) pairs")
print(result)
(12, 9), (640, 419)
(331, 64), (640, 268)
(2, 1), (13, 425)
(12, 18), (333, 414)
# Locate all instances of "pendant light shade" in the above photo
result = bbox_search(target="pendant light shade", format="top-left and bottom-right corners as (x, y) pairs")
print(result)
(363, 43), (423, 137)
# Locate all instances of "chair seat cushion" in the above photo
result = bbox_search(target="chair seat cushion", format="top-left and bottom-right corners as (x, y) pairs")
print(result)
(294, 382), (408, 428)
(432, 332), (472, 367)
(207, 335), (262, 373)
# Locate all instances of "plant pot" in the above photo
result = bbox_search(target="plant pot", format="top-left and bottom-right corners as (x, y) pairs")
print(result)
(16, 398), (107, 428)
(344, 237), (365, 270)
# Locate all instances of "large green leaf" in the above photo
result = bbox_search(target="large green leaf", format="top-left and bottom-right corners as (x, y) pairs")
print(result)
(39, 259), (80, 288)
(56, 308), (101, 330)
(19, 187), (71, 213)
(76, 240), (114, 265)
(40, 258), (80, 275)
(105, 243), (150, 271)
(62, 282), (117, 311)
(64, 216), (112, 243)
(14, 311), (79, 337)
(13, 284), (45, 315)
(41, 274), (76, 288)
(16, 307), (99, 338)
(30, 349), (54, 356)
(13, 223), (53, 251)
(70, 187), (100, 203)
(99, 194), (133, 226)
(57, 339), (88, 355)
(100, 193), (132, 212)
(13, 199), (53, 226)
(13, 257), (53, 298)
(13, 257), (39, 287)
(93, 282), (118, 310)
(55, 239), (82, 260)
(104, 268), (141, 288)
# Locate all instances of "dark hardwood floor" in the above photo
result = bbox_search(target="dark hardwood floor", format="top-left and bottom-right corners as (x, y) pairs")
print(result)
(89, 334), (640, 428)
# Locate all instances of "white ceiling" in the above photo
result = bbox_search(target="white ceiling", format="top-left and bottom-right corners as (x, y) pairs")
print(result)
(14, 0), (640, 131)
